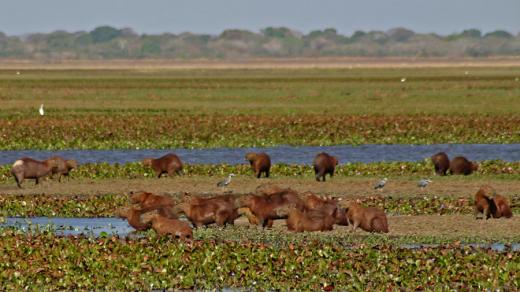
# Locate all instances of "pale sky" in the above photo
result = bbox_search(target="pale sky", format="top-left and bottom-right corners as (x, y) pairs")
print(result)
(2, 0), (519, 36)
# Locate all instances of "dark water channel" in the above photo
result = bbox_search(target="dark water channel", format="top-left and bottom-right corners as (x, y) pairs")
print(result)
(1, 144), (519, 165)
(2, 217), (519, 252)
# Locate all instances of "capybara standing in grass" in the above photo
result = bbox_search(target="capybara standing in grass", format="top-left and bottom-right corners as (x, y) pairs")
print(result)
(142, 153), (183, 178)
(474, 186), (497, 220)
(11, 157), (58, 188)
(47, 156), (77, 182)
(173, 194), (238, 227)
(492, 193), (513, 219)
(286, 207), (337, 232)
(313, 152), (338, 182)
(129, 191), (177, 219)
(150, 215), (193, 240)
(431, 152), (450, 176)
(343, 202), (389, 233)
(116, 207), (152, 231)
(245, 152), (271, 178)
(449, 156), (479, 175)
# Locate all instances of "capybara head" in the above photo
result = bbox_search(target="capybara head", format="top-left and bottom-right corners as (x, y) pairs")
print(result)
(245, 152), (257, 163)
(471, 162), (479, 172)
(66, 159), (77, 170)
(129, 191), (151, 204)
(141, 158), (153, 167)
(331, 156), (339, 166)
(115, 207), (131, 219)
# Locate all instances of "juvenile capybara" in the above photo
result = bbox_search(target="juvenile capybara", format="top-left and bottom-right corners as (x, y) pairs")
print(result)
(343, 202), (389, 233)
(11, 157), (58, 188)
(173, 194), (238, 227)
(431, 152), (450, 176)
(47, 156), (77, 182)
(449, 156), (479, 175)
(492, 193), (513, 219)
(286, 208), (337, 232)
(129, 191), (177, 219)
(245, 152), (271, 178)
(115, 207), (152, 231)
(142, 153), (183, 178)
(474, 186), (497, 220)
(313, 152), (338, 182)
(150, 215), (193, 240)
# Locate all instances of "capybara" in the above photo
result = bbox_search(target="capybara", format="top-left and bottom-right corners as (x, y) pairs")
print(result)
(116, 207), (152, 231)
(47, 156), (77, 182)
(343, 202), (389, 233)
(286, 207), (337, 232)
(142, 153), (183, 178)
(11, 157), (58, 188)
(150, 215), (193, 240)
(313, 152), (338, 182)
(173, 194), (238, 227)
(492, 193), (513, 219)
(449, 156), (479, 175)
(239, 188), (305, 228)
(303, 193), (348, 225)
(245, 152), (271, 178)
(129, 191), (177, 219)
(431, 152), (450, 176)
(474, 186), (497, 220)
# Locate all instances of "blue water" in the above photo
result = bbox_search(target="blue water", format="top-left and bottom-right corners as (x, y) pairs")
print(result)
(1, 144), (519, 165)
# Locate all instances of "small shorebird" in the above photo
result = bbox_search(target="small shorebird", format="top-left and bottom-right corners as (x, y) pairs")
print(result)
(374, 178), (388, 190)
(217, 173), (235, 187)
(418, 178), (432, 188)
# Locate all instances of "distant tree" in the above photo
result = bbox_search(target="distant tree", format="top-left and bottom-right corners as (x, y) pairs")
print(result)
(387, 27), (415, 42)
(351, 30), (366, 41)
(89, 26), (122, 43)
(461, 29), (482, 38)
(484, 30), (513, 38)
(262, 27), (295, 38)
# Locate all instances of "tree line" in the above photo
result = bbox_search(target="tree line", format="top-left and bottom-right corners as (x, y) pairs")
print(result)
(0, 26), (519, 59)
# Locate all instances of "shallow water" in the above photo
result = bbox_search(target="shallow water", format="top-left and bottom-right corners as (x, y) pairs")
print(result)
(2, 217), (520, 252)
(1, 144), (519, 165)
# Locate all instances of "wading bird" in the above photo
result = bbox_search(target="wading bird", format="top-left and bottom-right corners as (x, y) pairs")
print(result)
(374, 178), (388, 190)
(418, 178), (432, 188)
(39, 104), (44, 116)
(217, 173), (235, 187)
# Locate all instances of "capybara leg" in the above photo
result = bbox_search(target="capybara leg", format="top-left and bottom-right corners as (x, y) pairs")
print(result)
(484, 207), (491, 220)
(256, 171), (261, 179)
(350, 222), (359, 233)
(15, 176), (22, 188)
(176, 170), (183, 176)
(473, 207), (482, 220)
(265, 170), (270, 178)
(157, 172), (162, 178)
(266, 219), (274, 228)
(35, 178), (39, 185)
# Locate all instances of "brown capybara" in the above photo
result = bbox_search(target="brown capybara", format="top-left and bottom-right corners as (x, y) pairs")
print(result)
(245, 152), (271, 178)
(303, 193), (348, 225)
(449, 156), (479, 175)
(47, 156), (77, 182)
(115, 207), (152, 231)
(142, 153), (183, 178)
(150, 215), (193, 240)
(431, 152), (450, 176)
(343, 202), (389, 233)
(313, 152), (338, 182)
(239, 188), (305, 228)
(474, 186), (497, 220)
(492, 193), (513, 219)
(129, 191), (177, 219)
(11, 157), (58, 188)
(173, 194), (238, 227)
(286, 208), (337, 232)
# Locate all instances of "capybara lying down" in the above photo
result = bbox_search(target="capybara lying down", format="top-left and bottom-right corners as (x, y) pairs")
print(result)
(142, 153), (183, 178)
(173, 194), (238, 227)
(449, 156), (479, 175)
(343, 202), (389, 233)
(11, 157), (58, 188)
(47, 156), (77, 182)
(116, 207), (152, 231)
(129, 191), (177, 219)
(150, 215), (193, 240)
(286, 207), (337, 232)
(474, 186), (497, 220)
(313, 152), (338, 182)
(239, 188), (305, 228)
(492, 193), (513, 219)
(431, 152), (450, 176)
(245, 152), (271, 178)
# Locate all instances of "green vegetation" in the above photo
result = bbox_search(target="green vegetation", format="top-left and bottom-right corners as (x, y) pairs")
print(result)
(1, 26), (520, 59)
(0, 230), (519, 290)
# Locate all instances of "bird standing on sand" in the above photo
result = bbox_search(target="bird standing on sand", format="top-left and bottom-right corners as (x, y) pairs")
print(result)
(39, 104), (44, 116)
(374, 178), (388, 190)
(418, 178), (432, 188)
(217, 173), (235, 187)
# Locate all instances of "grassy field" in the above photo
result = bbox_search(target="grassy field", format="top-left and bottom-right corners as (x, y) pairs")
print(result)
(1, 65), (519, 289)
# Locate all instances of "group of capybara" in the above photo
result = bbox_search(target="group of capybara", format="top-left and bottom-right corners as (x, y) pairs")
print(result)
(431, 152), (479, 176)
(10, 156), (77, 188)
(116, 185), (390, 239)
